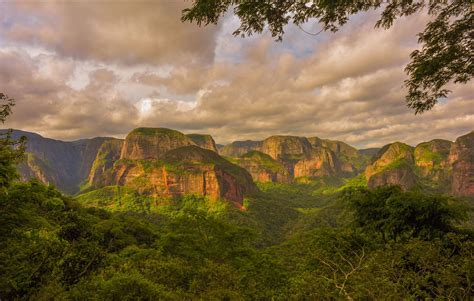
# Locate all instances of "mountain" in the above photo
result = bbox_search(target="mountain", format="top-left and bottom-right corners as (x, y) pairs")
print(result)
(365, 142), (417, 190)
(261, 135), (313, 162)
(6, 128), (474, 197)
(219, 140), (263, 157)
(309, 138), (370, 174)
(186, 134), (218, 152)
(293, 146), (341, 178)
(87, 128), (257, 207)
(5, 130), (113, 194)
(449, 131), (474, 196)
(260, 135), (314, 177)
(120, 128), (195, 160)
(229, 151), (291, 183)
(414, 139), (452, 183)
(224, 136), (368, 182)
(87, 139), (124, 186)
(363, 133), (474, 195)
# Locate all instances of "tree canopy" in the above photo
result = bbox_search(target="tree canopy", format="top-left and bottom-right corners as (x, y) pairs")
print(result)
(182, 0), (473, 113)
(0, 93), (26, 189)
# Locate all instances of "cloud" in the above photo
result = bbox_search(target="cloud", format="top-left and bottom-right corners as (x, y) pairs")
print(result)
(1, 1), (219, 66)
(0, 4), (472, 148)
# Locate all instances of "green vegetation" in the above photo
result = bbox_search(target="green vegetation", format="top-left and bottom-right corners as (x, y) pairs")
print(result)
(2, 177), (473, 299)
(416, 145), (445, 165)
(1, 95), (473, 299)
(4, 172), (473, 299)
(415, 140), (451, 167)
(240, 150), (286, 173)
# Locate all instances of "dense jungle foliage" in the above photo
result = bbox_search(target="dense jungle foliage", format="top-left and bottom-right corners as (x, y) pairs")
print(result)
(2, 178), (473, 299)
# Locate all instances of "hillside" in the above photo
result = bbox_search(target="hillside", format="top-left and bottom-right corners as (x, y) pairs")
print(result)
(4, 130), (113, 194)
(6, 128), (474, 197)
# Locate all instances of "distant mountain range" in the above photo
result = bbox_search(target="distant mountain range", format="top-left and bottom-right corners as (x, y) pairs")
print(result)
(4, 128), (473, 205)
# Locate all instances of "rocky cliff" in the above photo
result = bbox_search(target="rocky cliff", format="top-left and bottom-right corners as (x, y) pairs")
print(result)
(414, 139), (452, 183)
(95, 145), (257, 207)
(88, 139), (124, 187)
(449, 131), (474, 196)
(7, 127), (473, 197)
(261, 136), (313, 161)
(309, 138), (369, 174)
(8, 130), (113, 194)
(120, 127), (196, 160)
(223, 136), (368, 182)
(365, 142), (416, 190)
(18, 152), (56, 186)
(232, 151), (291, 183)
(259, 135), (314, 178)
(294, 147), (341, 178)
(219, 140), (263, 157)
(186, 134), (218, 152)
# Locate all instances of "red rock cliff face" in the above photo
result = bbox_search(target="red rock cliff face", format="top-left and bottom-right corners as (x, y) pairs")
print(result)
(233, 151), (291, 183)
(120, 128), (196, 160)
(449, 131), (474, 196)
(294, 147), (340, 178)
(261, 136), (312, 161)
(95, 145), (257, 207)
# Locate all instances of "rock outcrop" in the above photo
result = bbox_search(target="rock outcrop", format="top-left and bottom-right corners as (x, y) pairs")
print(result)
(186, 134), (218, 152)
(294, 147), (340, 178)
(260, 135), (313, 177)
(219, 140), (262, 157)
(449, 131), (474, 196)
(310, 138), (369, 174)
(97, 145), (257, 207)
(8, 127), (472, 197)
(414, 139), (452, 182)
(365, 142), (417, 190)
(261, 136), (312, 161)
(88, 139), (124, 187)
(367, 165), (417, 190)
(232, 151), (291, 183)
(120, 128), (196, 160)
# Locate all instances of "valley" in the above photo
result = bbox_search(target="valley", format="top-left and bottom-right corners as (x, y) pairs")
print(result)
(2, 127), (473, 299)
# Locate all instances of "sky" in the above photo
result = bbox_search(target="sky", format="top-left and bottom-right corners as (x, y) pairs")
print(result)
(0, 1), (472, 148)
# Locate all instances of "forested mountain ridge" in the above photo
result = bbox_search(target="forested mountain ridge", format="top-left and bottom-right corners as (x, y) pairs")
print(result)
(2, 130), (114, 194)
(1, 108), (473, 299)
(5, 128), (474, 198)
(2, 131), (473, 300)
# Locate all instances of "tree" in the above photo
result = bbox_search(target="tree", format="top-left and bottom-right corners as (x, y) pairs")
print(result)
(343, 186), (467, 242)
(182, 0), (473, 113)
(0, 93), (26, 189)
